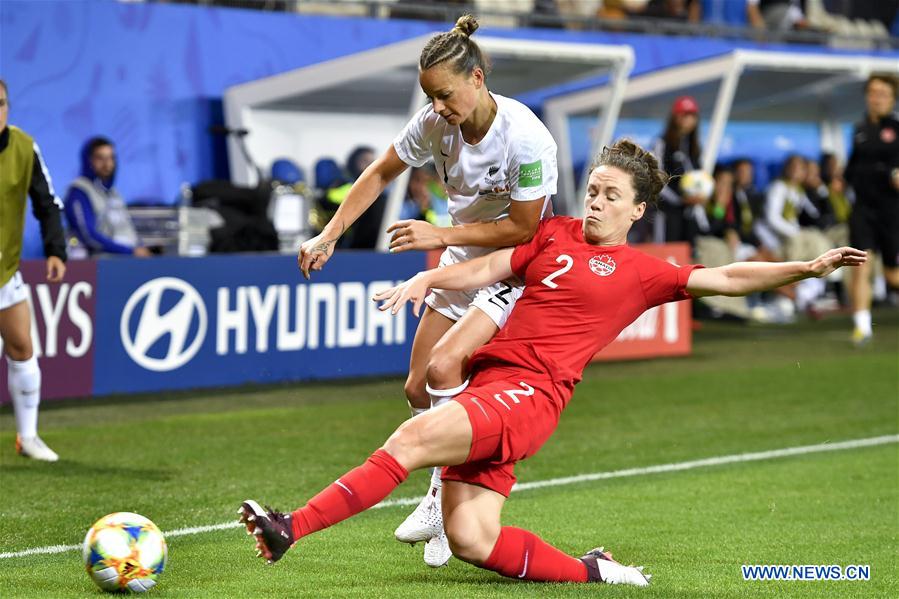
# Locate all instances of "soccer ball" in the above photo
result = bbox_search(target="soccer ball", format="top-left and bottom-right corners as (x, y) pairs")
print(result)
(679, 169), (715, 201)
(82, 512), (167, 593)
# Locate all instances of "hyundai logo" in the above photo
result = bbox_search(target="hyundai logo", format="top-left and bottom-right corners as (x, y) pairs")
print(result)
(120, 277), (207, 372)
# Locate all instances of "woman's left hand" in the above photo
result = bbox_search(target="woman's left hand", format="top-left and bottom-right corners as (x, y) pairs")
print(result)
(372, 272), (431, 317)
(387, 219), (446, 252)
(46, 256), (66, 283)
(808, 247), (867, 278)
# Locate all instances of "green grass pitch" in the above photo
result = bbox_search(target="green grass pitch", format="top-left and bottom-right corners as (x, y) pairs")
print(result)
(1, 310), (896, 597)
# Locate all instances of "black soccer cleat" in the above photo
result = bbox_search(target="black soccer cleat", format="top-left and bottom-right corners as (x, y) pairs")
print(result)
(579, 546), (651, 586)
(238, 500), (295, 564)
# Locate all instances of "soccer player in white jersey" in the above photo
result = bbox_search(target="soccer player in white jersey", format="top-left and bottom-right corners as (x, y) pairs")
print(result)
(297, 15), (558, 566)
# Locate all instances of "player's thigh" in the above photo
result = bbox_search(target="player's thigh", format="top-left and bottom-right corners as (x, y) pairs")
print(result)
(405, 307), (455, 393)
(849, 252), (874, 288)
(429, 306), (499, 378)
(0, 300), (33, 360)
(383, 400), (472, 470)
(883, 266), (899, 287)
(849, 206), (877, 253)
(442, 480), (505, 563)
(874, 209), (899, 278)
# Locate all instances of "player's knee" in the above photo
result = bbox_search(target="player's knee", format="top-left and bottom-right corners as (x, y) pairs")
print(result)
(426, 349), (465, 390)
(3, 338), (33, 361)
(444, 519), (495, 565)
(382, 418), (432, 470)
(403, 373), (429, 409)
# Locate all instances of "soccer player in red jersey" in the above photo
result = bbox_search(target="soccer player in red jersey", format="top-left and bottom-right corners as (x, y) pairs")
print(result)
(238, 140), (866, 586)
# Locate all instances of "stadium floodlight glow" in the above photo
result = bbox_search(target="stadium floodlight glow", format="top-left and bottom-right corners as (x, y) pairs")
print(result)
(223, 34), (633, 245)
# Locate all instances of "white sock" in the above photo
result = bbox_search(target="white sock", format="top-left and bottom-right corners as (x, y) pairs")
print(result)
(853, 310), (872, 335)
(408, 403), (428, 418)
(425, 380), (470, 410)
(424, 380), (470, 491)
(7, 356), (41, 438)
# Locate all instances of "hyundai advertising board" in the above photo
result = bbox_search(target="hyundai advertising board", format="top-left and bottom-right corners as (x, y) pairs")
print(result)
(93, 252), (422, 395)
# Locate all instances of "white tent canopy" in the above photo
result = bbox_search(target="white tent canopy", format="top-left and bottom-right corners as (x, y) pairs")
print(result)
(544, 48), (899, 210)
(224, 34), (633, 250)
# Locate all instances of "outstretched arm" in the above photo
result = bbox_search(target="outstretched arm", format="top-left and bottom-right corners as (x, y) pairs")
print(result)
(298, 146), (408, 278)
(387, 197), (545, 252)
(687, 247), (867, 298)
(373, 248), (515, 316)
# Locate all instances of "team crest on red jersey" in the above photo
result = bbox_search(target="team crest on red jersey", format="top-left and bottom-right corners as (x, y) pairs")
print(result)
(589, 254), (616, 277)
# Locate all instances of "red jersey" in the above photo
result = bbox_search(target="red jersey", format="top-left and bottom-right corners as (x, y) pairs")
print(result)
(470, 216), (701, 392)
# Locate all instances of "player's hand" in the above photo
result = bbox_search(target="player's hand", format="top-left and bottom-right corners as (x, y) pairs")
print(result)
(46, 256), (65, 283)
(298, 231), (339, 280)
(372, 272), (430, 317)
(386, 219), (446, 253)
(808, 247), (867, 278)
(133, 247), (152, 258)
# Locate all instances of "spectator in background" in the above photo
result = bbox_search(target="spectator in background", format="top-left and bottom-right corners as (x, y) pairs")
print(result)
(694, 165), (754, 318)
(652, 95), (708, 245)
(759, 155), (828, 256)
(746, 0), (808, 31)
(400, 165), (451, 227)
(64, 137), (150, 257)
(643, 0), (702, 22)
(0, 78), (66, 461)
(319, 146), (387, 249)
(732, 159), (768, 251)
(818, 153), (853, 246)
(802, 158), (833, 229)
(847, 0), (899, 32)
(390, 0), (473, 21)
(596, 0), (643, 20)
(845, 73), (899, 345)
(758, 154), (833, 313)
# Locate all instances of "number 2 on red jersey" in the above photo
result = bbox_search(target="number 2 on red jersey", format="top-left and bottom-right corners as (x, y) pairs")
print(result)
(541, 254), (573, 289)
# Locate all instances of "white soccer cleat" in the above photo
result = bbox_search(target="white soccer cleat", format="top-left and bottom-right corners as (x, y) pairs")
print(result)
(16, 435), (59, 462)
(394, 486), (444, 544)
(423, 531), (452, 568)
(579, 547), (650, 586)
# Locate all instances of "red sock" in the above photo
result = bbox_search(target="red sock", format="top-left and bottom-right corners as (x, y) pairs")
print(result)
(482, 526), (588, 583)
(290, 449), (408, 539)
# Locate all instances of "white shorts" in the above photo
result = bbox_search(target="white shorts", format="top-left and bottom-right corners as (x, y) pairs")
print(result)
(0, 271), (28, 311)
(424, 251), (523, 329)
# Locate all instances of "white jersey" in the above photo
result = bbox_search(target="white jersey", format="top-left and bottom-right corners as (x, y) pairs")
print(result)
(393, 92), (558, 264)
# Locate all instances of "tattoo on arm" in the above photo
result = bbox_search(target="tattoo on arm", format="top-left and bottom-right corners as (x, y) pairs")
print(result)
(313, 224), (345, 254)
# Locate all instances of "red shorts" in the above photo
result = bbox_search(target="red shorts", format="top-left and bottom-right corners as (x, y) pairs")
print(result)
(441, 368), (568, 497)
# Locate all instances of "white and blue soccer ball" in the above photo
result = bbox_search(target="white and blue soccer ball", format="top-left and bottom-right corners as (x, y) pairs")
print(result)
(82, 512), (167, 593)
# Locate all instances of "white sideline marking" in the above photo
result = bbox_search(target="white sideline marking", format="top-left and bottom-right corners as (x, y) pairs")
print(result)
(2, 434), (895, 560)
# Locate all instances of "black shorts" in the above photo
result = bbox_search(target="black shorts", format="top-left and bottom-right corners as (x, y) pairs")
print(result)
(850, 203), (899, 268)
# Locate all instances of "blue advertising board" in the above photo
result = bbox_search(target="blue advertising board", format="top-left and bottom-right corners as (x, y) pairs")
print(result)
(93, 251), (424, 395)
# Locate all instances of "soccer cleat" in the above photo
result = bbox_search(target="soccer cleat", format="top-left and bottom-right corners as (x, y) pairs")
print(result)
(423, 531), (452, 568)
(851, 328), (872, 347)
(579, 546), (650, 586)
(238, 500), (295, 564)
(394, 486), (443, 544)
(16, 435), (58, 462)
